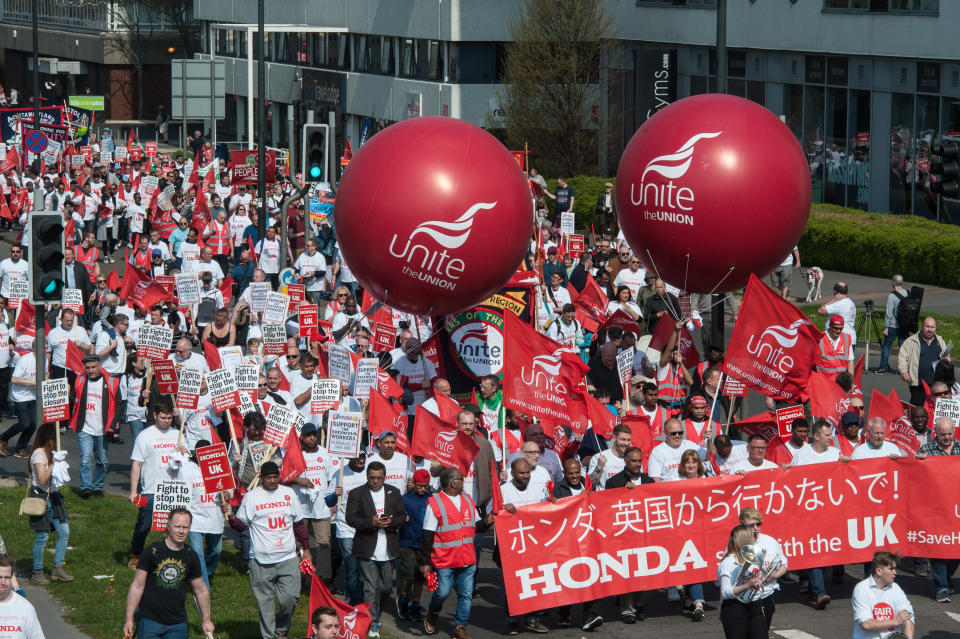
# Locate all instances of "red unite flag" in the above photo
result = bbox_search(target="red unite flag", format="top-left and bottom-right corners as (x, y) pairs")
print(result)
(308, 574), (372, 639)
(368, 389), (410, 454)
(571, 275), (608, 333)
(411, 408), (479, 476)
(867, 388), (920, 455)
(809, 371), (851, 429)
(722, 274), (822, 401)
(649, 319), (700, 371)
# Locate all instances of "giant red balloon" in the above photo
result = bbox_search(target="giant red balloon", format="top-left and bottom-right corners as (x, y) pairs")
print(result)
(615, 94), (810, 293)
(335, 117), (532, 316)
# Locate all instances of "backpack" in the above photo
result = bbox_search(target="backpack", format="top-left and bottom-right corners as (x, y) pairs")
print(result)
(895, 290), (920, 334)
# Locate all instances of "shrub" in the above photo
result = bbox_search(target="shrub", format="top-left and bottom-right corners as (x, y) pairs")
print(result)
(543, 176), (615, 232)
(799, 204), (960, 289)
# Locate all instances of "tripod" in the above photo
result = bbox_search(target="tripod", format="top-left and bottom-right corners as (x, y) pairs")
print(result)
(855, 302), (884, 372)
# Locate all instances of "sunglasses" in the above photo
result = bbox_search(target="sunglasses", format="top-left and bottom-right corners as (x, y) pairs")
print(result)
(666, 431), (683, 436)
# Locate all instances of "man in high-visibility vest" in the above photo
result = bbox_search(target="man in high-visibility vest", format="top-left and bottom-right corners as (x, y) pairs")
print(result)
(815, 314), (854, 376)
(419, 466), (493, 639)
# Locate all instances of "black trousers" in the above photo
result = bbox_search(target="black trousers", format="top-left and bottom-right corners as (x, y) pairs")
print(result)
(720, 598), (768, 639)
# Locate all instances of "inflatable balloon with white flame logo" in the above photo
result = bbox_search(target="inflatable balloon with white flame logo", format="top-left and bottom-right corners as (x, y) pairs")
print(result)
(615, 94), (810, 294)
(335, 117), (533, 316)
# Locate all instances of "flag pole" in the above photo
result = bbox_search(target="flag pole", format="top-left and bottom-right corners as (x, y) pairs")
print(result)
(707, 372), (724, 442)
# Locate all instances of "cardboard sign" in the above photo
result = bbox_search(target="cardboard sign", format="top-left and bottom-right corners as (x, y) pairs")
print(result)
(62, 288), (84, 313)
(175, 274), (200, 306)
(207, 368), (241, 412)
(934, 397), (960, 424)
(141, 175), (159, 196)
(373, 321), (396, 352)
(71, 154), (83, 168)
(40, 378), (69, 422)
(8, 279), (27, 309)
(617, 347), (634, 386)
(155, 275), (176, 298)
(568, 234), (585, 257)
(354, 358), (379, 398)
(724, 377), (748, 398)
(176, 367), (203, 410)
(217, 345), (244, 370)
(137, 324), (174, 360)
(249, 282), (270, 312)
(263, 403), (299, 446)
(115, 145), (128, 161)
(129, 145), (143, 162)
(327, 411), (363, 457)
(99, 151), (112, 165)
(263, 292), (290, 324)
(145, 141), (157, 157)
(152, 359), (179, 394)
(80, 146), (92, 163)
(262, 323), (287, 356)
(152, 479), (191, 531)
(238, 390), (257, 417)
(560, 211), (575, 236)
(310, 378), (341, 414)
(234, 364), (259, 402)
(195, 443), (235, 494)
(776, 405), (806, 440)
(298, 304), (319, 338)
(328, 345), (353, 384)
(286, 284), (305, 312)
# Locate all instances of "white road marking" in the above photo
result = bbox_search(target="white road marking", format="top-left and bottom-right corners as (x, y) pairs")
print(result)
(774, 630), (824, 639)
(946, 611), (960, 624)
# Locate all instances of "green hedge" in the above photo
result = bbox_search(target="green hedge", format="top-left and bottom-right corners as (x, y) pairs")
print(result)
(543, 176), (615, 231)
(799, 204), (960, 289)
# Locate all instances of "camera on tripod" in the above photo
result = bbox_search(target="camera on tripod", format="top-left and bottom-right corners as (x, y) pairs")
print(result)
(863, 299), (874, 312)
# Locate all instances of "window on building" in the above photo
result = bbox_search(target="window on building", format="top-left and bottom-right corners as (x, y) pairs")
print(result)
(310, 34), (326, 68)
(847, 90), (871, 210)
(824, 87), (848, 207)
(824, 0), (938, 11)
(890, 93), (913, 215)
(915, 95), (940, 219)
(355, 35), (394, 75)
(326, 34), (350, 70)
(636, 0), (717, 6)
(804, 86), (826, 204)
(454, 43), (498, 83)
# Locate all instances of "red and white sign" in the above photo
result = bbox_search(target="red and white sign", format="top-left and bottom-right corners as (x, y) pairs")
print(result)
(62, 289), (84, 313)
(776, 404), (805, 440)
(500, 457), (960, 615)
(311, 378), (341, 414)
(40, 378), (70, 422)
(723, 377), (748, 397)
(298, 304), (319, 338)
(263, 292), (289, 324)
(152, 479), (190, 531)
(152, 359), (179, 394)
(130, 145), (143, 162)
(195, 443), (236, 494)
(234, 365), (259, 403)
(263, 323), (287, 356)
(176, 367), (202, 410)
(137, 325), (174, 361)
(263, 403), (300, 446)
(373, 321), (396, 352)
(567, 234), (584, 257)
(155, 275), (176, 299)
(229, 149), (277, 185)
(206, 368), (241, 412)
(327, 411), (364, 458)
(286, 284), (305, 312)
(145, 141), (157, 157)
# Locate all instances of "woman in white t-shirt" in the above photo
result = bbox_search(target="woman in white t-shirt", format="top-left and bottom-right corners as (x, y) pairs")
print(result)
(29, 423), (73, 584)
(120, 356), (148, 447)
(607, 285), (643, 320)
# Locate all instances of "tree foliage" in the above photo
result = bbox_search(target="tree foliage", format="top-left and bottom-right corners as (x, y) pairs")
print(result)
(497, 0), (613, 178)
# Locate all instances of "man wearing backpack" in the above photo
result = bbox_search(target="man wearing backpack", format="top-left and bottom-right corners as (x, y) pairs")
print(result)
(899, 317), (946, 406)
(876, 274), (912, 374)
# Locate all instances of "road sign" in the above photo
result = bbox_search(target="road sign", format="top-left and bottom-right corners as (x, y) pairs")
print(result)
(24, 130), (47, 153)
(171, 59), (225, 119)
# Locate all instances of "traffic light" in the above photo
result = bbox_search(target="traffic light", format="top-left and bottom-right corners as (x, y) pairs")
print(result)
(29, 212), (65, 303)
(931, 141), (960, 197)
(301, 123), (329, 181)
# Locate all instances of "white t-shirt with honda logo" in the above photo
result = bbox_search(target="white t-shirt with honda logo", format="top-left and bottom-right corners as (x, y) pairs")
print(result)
(81, 377), (105, 436)
(365, 452), (413, 495)
(293, 447), (337, 519)
(236, 484), (303, 565)
(0, 592), (43, 639)
(131, 426), (181, 494)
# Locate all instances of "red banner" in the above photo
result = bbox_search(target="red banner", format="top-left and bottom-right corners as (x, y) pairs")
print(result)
(503, 312), (589, 431)
(411, 408), (479, 476)
(299, 304), (319, 339)
(373, 320), (396, 352)
(722, 274), (822, 400)
(571, 275), (608, 333)
(592, 309), (640, 339)
(308, 574), (372, 639)
(499, 456), (960, 615)
(196, 443), (236, 493)
(229, 150), (277, 185)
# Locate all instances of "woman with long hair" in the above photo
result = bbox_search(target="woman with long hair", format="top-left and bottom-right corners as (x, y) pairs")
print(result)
(667, 449), (707, 620)
(121, 355), (148, 446)
(607, 285), (642, 321)
(28, 423), (73, 584)
(718, 524), (767, 638)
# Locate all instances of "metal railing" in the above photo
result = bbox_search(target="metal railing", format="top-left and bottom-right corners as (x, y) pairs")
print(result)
(0, 0), (181, 33)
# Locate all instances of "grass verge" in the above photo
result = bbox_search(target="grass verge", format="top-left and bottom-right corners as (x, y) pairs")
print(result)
(0, 485), (309, 639)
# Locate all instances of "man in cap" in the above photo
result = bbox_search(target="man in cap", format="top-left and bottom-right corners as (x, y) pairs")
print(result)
(815, 314), (854, 376)
(594, 182), (616, 232)
(289, 422), (335, 588)
(366, 430), (413, 494)
(398, 469), (432, 621)
(834, 410), (862, 458)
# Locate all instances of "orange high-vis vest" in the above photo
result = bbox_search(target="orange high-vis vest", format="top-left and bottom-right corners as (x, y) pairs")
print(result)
(816, 333), (853, 375)
(207, 220), (230, 255)
(427, 491), (477, 569)
(75, 244), (100, 282)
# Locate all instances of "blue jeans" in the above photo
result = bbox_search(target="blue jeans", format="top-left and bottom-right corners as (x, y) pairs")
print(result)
(137, 618), (187, 639)
(879, 330), (903, 371)
(686, 583), (704, 603)
(808, 567), (827, 597)
(2, 400), (37, 452)
(430, 564), (476, 628)
(337, 536), (365, 605)
(932, 559), (959, 598)
(33, 500), (69, 570)
(78, 432), (108, 491)
(188, 531), (222, 587)
(129, 420), (146, 453)
(131, 494), (155, 556)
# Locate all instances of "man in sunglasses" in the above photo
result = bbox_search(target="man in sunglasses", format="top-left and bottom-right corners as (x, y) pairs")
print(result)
(0, 245), (28, 299)
(647, 417), (706, 482)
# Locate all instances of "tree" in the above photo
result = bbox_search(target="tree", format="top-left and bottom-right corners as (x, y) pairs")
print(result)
(496, 0), (613, 178)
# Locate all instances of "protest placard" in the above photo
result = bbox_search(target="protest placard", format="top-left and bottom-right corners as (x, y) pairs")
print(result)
(8, 279), (27, 309)
(263, 292), (290, 324)
(373, 321), (396, 352)
(152, 479), (191, 531)
(286, 284), (305, 312)
(145, 141), (157, 157)
(114, 145), (128, 161)
(327, 411), (363, 457)
(61, 288), (84, 313)
(298, 304), (318, 338)
(234, 365), (259, 402)
(238, 390), (257, 416)
(262, 323), (287, 356)
(328, 345), (353, 384)
(560, 211), (575, 236)
(174, 274), (200, 306)
(724, 377), (748, 397)
(156, 275), (176, 298)
(152, 359), (178, 394)
(249, 282), (270, 312)
(176, 367), (203, 410)
(354, 358), (379, 399)
(567, 234), (585, 257)
(934, 397), (960, 424)
(195, 443), (235, 494)
(207, 368), (241, 412)
(137, 324), (174, 360)
(40, 378), (69, 422)
(217, 345), (244, 369)
(263, 403), (298, 446)
(310, 378), (341, 414)
(141, 175), (159, 196)
(776, 404), (806, 440)
(99, 151), (112, 165)
(616, 347), (634, 386)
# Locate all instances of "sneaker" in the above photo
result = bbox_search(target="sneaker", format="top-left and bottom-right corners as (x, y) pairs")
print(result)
(936, 592), (951, 603)
(581, 614), (604, 632)
(0, 440), (8, 456)
(667, 586), (681, 602)
(556, 615), (571, 627)
(13, 450), (28, 458)
(810, 594), (831, 610)
(692, 602), (705, 622)
(81, 489), (92, 499)
(407, 602), (424, 622)
(366, 624), (380, 639)
(621, 612), (636, 624)
(506, 622), (520, 635)
(396, 596), (410, 621)
(128, 555), (139, 570)
(524, 618), (549, 633)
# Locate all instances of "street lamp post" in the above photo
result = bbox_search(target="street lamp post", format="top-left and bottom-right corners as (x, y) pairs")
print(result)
(257, 0), (266, 242)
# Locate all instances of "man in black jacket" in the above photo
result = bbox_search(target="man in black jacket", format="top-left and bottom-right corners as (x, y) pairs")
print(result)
(604, 447), (655, 625)
(345, 461), (409, 637)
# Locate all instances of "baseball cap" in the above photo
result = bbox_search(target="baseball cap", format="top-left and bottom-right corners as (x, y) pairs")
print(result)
(828, 314), (844, 328)
(413, 469), (431, 484)
(301, 423), (318, 436)
(260, 461), (281, 476)
(151, 249), (162, 256)
(604, 182), (613, 188)
(690, 396), (708, 408)
(840, 411), (860, 426)
(377, 430), (396, 440)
